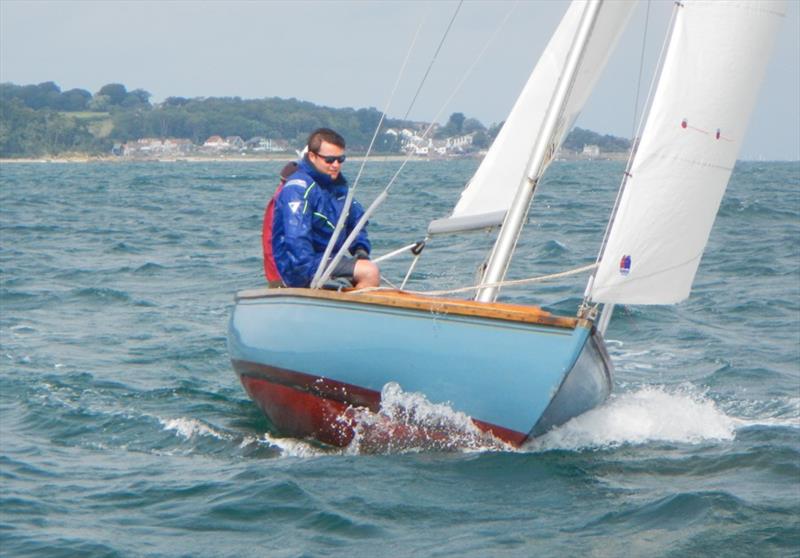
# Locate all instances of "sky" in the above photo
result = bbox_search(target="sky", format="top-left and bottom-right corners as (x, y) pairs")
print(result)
(1, 0), (798, 160)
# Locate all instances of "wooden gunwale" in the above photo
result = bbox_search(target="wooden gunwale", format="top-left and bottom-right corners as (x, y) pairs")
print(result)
(235, 287), (587, 329)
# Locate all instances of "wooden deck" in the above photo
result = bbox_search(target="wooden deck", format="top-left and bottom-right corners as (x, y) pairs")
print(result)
(235, 287), (588, 330)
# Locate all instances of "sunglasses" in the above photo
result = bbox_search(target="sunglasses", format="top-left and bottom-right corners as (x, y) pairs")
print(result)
(314, 152), (346, 164)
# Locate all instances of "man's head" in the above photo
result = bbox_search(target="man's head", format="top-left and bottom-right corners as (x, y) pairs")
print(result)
(307, 128), (346, 180)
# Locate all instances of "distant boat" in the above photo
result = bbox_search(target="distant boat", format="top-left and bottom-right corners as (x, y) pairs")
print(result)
(227, 0), (784, 448)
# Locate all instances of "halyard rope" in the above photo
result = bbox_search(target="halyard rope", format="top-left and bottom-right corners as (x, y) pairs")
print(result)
(356, 262), (598, 297)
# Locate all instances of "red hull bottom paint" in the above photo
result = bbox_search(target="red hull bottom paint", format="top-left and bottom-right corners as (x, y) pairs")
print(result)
(236, 363), (528, 448)
(240, 375), (358, 447)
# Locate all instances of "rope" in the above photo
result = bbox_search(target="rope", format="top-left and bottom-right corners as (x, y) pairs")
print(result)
(354, 262), (598, 298)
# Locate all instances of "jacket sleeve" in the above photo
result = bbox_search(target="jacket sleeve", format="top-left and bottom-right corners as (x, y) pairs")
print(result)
(275, 183), (323, 287)
(347, 198), (372, 255)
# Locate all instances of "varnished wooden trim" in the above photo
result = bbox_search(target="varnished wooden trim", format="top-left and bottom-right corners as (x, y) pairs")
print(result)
(235, 287), (588, 329)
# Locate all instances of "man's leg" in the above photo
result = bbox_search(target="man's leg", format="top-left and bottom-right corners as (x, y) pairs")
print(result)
(353, 259), (380, 288)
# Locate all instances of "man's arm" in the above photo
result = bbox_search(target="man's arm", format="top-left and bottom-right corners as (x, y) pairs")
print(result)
(276, 183), (323, 287)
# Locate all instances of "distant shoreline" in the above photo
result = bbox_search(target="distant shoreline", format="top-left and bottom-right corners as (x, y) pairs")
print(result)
(1, 152), (792, 164)
(0, 151), (642, 164)
(0, 154), (442, 164)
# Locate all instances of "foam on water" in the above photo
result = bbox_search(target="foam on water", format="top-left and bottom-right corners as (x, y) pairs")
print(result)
(727, 395), (800, 430)
(529, 385), (739, 451)
(257, 433), (331, 458)
(159, 417), (333, 458)
(346, 383), (513, 454)
(160, 417), (229, 441)
(340, 383), (797, 455)
(243, 383), (799, 457)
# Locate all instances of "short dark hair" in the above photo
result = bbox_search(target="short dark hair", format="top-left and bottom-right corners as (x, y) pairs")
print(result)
(307, 128), (345, 153)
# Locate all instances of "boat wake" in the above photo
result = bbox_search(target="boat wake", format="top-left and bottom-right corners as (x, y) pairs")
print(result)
(243, 384), (799, 458)
(158, 386), (513, 457)
(527, 385), (800, 452)
(158, 384), (797, 459)
(160, 416), (333, 458)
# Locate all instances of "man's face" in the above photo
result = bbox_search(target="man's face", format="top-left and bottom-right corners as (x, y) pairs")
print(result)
(310, 140), (346, 180)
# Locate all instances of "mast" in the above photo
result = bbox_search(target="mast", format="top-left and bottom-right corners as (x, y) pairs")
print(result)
(475, 0), (603, 303)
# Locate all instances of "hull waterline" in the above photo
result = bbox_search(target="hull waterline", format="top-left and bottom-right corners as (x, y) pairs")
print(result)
(227, 288), (613, 448)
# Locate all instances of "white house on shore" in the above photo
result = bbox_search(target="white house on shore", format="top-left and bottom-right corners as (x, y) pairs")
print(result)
(582, 144), (600, 157)
(395, 129), (477, 156)
(202, 135), (229, 151)
(122, 138), (193, 157)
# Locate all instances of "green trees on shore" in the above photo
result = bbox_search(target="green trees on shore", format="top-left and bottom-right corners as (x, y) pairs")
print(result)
(0, 81), (420, 157)
(562, 127), (631, 153)
(0, 95), (99, 156)
(0, 81), (630, 158)
(1, 82), (148, 156)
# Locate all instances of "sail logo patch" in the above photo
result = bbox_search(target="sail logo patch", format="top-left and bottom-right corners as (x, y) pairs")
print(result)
(288, 201), (302, 214)
(619, 255), (632, 276)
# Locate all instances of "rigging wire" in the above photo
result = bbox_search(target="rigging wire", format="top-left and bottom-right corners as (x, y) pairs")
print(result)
(310, 16), (426, 288)
(402, 0), (463, 120)
(582, 0), (682, 312)
(315, 2), (519, 288)
(630, 0), (652, 140)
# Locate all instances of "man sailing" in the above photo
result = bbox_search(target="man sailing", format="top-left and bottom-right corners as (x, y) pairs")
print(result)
(262, 128), (380, 289)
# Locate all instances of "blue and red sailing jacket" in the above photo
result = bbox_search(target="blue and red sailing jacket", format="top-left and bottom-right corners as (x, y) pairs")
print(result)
(262, 157), (371, 287)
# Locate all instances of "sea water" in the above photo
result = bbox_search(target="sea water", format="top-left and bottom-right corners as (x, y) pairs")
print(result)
(1, 159), (798, 557)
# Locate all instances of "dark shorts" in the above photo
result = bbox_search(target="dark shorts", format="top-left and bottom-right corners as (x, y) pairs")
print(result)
(330, 256), (356, 282)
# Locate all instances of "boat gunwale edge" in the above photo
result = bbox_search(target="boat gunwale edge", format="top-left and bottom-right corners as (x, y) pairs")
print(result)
(234, 287), (588, 330)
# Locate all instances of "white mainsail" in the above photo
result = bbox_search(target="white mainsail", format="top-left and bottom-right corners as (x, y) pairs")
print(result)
(589, 0), (785, 305)
(428, 0), (635, 235)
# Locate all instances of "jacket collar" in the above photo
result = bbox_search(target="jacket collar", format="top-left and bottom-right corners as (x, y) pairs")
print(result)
(299, 156), (347, 190)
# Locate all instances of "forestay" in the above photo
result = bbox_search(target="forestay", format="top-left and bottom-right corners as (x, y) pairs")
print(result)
(589, 0), (785, 305)
(428, 0), (635, 235)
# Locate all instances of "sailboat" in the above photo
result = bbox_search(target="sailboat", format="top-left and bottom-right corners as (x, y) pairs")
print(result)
(227, 0), (784, 448)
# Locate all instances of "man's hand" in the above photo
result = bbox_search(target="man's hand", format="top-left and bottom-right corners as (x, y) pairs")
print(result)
(353, 248), (370, 260)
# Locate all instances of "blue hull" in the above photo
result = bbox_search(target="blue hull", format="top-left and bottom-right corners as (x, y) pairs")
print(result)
(227, 289), (613, 446)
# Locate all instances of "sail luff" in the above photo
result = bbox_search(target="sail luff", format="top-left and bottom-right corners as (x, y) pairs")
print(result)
(589, 0), (786, 305)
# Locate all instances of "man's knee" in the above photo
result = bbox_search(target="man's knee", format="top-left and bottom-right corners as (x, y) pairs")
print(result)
(354, 259), (380, 288)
